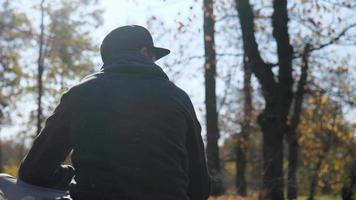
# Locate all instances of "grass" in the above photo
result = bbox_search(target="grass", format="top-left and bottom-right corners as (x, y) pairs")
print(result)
(207, 195), (342, 200)
(298, 196), (341, 200)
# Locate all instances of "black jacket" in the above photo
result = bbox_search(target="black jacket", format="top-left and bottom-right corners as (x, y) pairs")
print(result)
(18, 55), (211, 200)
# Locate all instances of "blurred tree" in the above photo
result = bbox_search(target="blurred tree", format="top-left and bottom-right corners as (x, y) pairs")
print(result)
(285, 43), (310, 200)
(36, 0), (45, 135)
(235, 54), (252, 196)
(2, 138), (29, 168)
(234, 0), (356, 199)
(147, 1), (356, 198)
(341, 154), (356, 200)
(203, 0), (225, 195)
(220, 119), (263, 194)
(298, 93), (355, 200)
(0, 0), (32, 172)
(34, 0), (103, 134)
(236, 0), (294, 199)
(1, 140), (27, 177)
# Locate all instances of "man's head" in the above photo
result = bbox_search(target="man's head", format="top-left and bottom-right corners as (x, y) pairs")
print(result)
(100, 25), (170, 64)
(139, 47), (156, 62)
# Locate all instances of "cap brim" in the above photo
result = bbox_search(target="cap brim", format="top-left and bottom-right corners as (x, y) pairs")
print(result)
(153, 47), (170, 60)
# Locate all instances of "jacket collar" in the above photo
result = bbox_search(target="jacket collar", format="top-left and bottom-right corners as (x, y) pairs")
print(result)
(100, 52), (169, 80)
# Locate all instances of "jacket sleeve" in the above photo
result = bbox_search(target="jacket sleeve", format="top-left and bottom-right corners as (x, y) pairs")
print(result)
(185, 98), (211, 200)
(18, 92), (74, 190)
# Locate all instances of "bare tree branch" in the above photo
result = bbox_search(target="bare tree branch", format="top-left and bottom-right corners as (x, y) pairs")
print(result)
(236, 0), (277, 97)
(269, 23), (356, 68)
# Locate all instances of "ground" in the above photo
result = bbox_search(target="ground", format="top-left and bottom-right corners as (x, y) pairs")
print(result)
(208, 195), (341, 200)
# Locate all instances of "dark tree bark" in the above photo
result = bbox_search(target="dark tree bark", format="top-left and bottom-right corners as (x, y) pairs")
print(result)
(341, 162), (356, 200)
(236, 0), (294, 199)
(0, 134), (3, 173)
(203, 0), (224, 195)
(308, 122), (333, 200)
(307, 152), (327, 200)
(286, 44), (310, 200)
(37, 0), (45, 135)
(235, 1), (355, 199)
(235, 54), (252, 196)
(235, 138), (247, 195)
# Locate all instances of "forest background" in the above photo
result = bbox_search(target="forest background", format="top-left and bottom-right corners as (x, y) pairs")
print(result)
(0, 0), (356, 199)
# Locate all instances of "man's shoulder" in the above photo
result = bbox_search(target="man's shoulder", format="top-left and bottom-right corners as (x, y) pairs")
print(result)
(78, 71), (103, 85)
(167, 82), (190, 99)
(60, 72), (103, 100)
(70, 71), (103, 90)
(166, 82), (196, 112)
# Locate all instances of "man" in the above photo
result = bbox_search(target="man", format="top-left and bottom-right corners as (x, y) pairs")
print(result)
(18, 25), (211, 200)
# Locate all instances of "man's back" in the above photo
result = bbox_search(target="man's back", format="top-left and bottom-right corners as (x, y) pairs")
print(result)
(19, 61), (210, 200)
(18, 25), (210, 200)
(70, 63), (194, 199)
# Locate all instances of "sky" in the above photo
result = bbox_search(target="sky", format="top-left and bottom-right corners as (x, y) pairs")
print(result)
(99, 0), (194, 43)
(1, 0), (355, 141)
(1, 0), (208, 140)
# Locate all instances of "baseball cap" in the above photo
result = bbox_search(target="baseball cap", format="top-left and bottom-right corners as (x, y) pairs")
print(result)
(100, 25), (170, 63)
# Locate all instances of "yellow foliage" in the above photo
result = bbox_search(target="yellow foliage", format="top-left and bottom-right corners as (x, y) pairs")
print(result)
(4, 164), (19, 177)
(320, 95), (329, 105)
(319, 164), (329, 176)
(298, 91), (356, 192)
(208, 194), (258, 200)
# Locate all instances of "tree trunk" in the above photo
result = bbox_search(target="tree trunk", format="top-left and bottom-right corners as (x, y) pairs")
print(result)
(341, 162), (356, 200)
(287, 44), (310, 200)
(236, 133), (247, 196)
(236, 0), (290, 199)
(235, 57), (252, 196)
(203, 0), (224, 195)
(259, 111), (285, 200)
(307, 154), (325, 200)
(37, 0), (45, 135)
(287, 137), (298, 200)
(0, 132), (3, 173)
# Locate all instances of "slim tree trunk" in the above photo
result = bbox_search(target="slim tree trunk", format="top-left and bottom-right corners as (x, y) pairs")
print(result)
(0, 132), (3, 173)
(341, 162), (356, 200)
(0, 2), (6, 173)
(287, 44), (310, 200)
(287, 138), (298, 199)
(235, 56), (252, 196)
(308, 131), (332, 200)
(203, 0), (224, 195)
(307, 154), (325, 200)
(287, 137), (298, 199)
(235, 138), (247, 195)
(37, 0), (45, 135)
